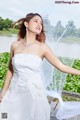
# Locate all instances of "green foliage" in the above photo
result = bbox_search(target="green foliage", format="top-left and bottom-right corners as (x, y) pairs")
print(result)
(0, 16), (18, 36)
(64, 59), (80, 93)
(0, 52), (10, 89)
(9, 28), (18, 34)
(0, 17), (13, 30)
(0, 17), (4, 30)
(3, 18), (13, 30)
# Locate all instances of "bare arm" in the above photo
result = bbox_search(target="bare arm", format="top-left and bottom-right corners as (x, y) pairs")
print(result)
(42, 43), (80, 75)
(1, 43), (14, 97)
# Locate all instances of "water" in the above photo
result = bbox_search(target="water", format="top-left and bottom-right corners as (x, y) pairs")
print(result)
(0, 36), (80, 59)
(0, 36), (17, 53)
(46, 40), (80, 59)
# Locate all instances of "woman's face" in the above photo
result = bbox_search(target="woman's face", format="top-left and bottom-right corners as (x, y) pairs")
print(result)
(27, 15), (43, 35)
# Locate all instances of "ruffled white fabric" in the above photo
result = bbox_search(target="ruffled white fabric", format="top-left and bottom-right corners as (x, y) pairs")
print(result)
(47, 90), (80, 120)
(0, 54), (51, 120)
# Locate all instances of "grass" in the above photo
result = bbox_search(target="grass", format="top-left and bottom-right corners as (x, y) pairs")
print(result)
(62, 94), (80, 101)
(48, 94), (80, 102)
(0, 28), (18, 37)
(61, 36), (80, 43)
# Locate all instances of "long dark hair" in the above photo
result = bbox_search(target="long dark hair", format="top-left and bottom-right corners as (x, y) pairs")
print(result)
(14, 13), (45, 42)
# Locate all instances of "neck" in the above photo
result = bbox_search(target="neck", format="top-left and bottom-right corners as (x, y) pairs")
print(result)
(24, 30), (36, 44)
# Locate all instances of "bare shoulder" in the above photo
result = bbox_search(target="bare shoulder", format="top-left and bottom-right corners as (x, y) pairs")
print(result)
(10, 40), (21, 58)
(40, 42), (50, 53)
(11, 40), (20, 50)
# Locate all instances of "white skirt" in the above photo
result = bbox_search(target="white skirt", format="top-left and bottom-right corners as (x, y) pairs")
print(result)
(0, 80), (51, 120)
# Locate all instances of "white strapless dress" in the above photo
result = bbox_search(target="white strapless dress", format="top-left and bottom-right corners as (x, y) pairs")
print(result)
(0, 54), (51, 120)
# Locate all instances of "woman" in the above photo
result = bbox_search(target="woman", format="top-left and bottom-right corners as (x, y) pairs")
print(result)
(0, 13), (80, 120)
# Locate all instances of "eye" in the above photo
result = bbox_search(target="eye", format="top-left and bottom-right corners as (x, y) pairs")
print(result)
(34, 20), (42, 26)
(34, 20), (37, 22)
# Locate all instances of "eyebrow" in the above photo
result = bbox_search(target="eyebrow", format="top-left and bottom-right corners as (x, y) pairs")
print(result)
(34, 18), (42, 24)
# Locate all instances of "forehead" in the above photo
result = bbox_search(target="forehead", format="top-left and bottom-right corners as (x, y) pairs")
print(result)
(31, 15), (42, 22)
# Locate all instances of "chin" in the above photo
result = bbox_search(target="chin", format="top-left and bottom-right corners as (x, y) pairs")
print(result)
(35, 31), (41, 35)
(32, 30), (41, 35)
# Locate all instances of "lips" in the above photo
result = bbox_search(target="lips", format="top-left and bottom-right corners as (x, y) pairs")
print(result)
(36, 27), (41, 31)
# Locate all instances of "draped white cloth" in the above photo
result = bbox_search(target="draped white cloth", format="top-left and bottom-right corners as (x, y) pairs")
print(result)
(41, 54), (80, 120)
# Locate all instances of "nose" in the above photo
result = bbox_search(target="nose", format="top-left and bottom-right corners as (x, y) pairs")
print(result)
(37, 22), (42, 28)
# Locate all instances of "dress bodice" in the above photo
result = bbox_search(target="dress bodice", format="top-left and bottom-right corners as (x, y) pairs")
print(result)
(12, 53), (43, 72)
(11, 53), (44, 88)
